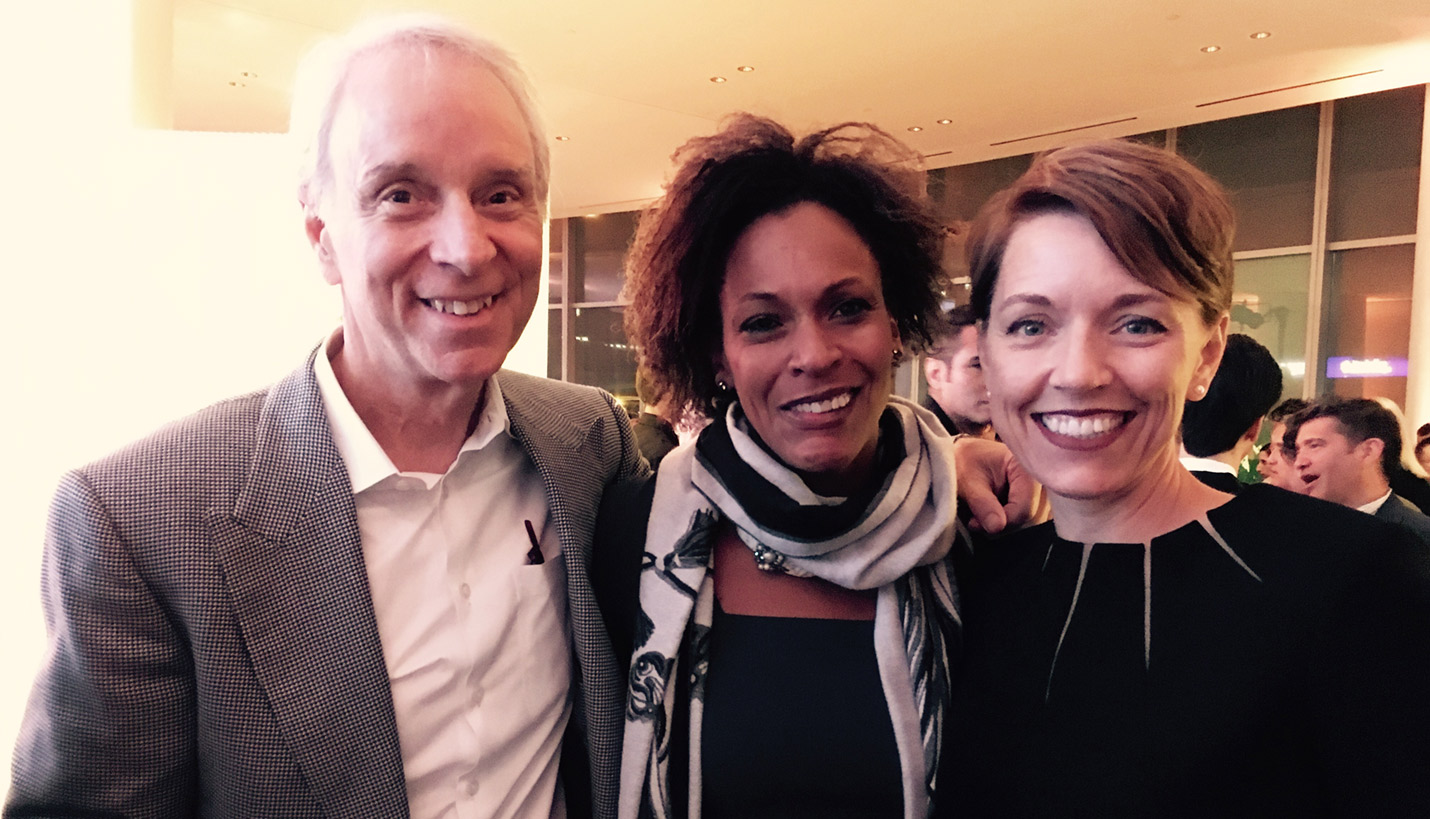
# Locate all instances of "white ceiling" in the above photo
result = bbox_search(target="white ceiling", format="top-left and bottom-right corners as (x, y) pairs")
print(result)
(168, 0), (1430, 218)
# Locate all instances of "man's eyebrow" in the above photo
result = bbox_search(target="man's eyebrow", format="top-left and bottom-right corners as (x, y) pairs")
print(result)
(358, 162), (421, 189)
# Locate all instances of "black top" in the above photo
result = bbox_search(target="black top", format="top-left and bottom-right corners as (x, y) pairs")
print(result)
(634, 412), (679, 469)
(1189, 468), (1242, 494)
(592, 477), (914, 818)
(702, 608), (902, 819)
(942, 484), (1430, 818)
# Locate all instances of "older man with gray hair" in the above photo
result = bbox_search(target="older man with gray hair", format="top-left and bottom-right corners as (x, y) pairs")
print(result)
(6, 15), (644, 819)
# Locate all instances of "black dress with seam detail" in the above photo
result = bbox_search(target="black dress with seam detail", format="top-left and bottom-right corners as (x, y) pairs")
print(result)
(941, 483), (1430, 818)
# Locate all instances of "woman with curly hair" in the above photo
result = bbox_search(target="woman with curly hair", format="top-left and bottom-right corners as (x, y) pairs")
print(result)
(592, 113), (959, 819)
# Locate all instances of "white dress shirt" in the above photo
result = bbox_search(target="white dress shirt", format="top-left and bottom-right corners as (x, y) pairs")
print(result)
(316, 338), (572, 819)
(1179, 455), (1239, 476)
(1358, 489), (1394, 515)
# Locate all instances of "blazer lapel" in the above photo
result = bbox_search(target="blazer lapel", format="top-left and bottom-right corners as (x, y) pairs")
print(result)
(208, 357), (409, 818)
(501, 372), (626, 819)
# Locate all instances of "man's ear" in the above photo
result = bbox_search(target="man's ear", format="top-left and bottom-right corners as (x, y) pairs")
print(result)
(1361, 437), (1386, 467)
(304, 207), (341, 286)
(1241, 417), (1264, 444)
(925, 354), (949, 388)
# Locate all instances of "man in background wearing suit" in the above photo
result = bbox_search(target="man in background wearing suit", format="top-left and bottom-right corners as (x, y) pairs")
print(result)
(6, 15), (645, 819)
(1178, 333), (1283, 493)
(923, 304), (995, 439)
(1288, 398), (1430, 546)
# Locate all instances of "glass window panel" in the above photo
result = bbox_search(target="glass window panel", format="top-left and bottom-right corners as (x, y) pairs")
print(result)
(1231, 254), (1311, 401)
(1123, 130), (1168, 149)
(931, 154), (1033, 225)
(572, 306), (638, 408)
(1320, 244), (1416, 407)
(1328, 85), (1424, 242)
(1177, 106), (1319, 252)
(548, 218), (565, 305)
(569, 211), (639, 304)
(547, 307), (562, 380)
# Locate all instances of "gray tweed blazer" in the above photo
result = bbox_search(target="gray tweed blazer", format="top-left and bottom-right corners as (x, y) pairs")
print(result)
(5, 353), (647, 819)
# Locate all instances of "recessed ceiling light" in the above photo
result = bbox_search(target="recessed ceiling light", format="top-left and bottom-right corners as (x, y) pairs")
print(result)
(936, 118), (953, 125)
(907, 126), (923, 132)
(585, 213), (599, 218)
(710, 76), (727, 83)
(554, 135), (570, 142)
(241, 71), (258, 78)
(736, 65), (754, 73)
(1201, 45), (1221, 53)
(228, 81), (246, 88)
(1250, 31), (1271, 40)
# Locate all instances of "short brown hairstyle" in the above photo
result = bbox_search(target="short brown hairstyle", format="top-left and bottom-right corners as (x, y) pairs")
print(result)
(622, 113), (947, 419)
(966, 139), (1235, 326)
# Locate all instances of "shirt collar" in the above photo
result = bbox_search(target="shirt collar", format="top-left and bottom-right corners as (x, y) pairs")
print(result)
(313, 329), (512, 493)
(1179, 455), (1238, 476)
(1358, 488), (1395, 515)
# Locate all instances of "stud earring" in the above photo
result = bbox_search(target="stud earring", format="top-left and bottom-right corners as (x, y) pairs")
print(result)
(1193, 383), (1207, 398)
(892, 348), (905, 366)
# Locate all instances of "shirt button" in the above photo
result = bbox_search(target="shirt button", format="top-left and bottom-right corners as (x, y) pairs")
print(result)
(465, 779), (478, 796)
(459, 583), (471, 599)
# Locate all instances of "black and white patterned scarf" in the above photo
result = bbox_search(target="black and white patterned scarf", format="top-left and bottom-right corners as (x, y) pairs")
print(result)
(618, 396), (961, 819)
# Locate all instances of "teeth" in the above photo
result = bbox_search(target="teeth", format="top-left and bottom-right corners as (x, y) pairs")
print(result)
(790, 392), (853, 415)
(1040, 412), (1126, 439)
(427, 297), (493, 316)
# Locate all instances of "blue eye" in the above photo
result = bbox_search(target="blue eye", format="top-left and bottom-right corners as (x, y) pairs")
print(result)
(1122, 317), (1167, 335)
(1006, 319), (1045, 337)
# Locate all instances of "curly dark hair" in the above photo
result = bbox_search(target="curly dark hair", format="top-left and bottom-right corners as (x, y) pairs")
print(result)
(622, 113), (948, 420)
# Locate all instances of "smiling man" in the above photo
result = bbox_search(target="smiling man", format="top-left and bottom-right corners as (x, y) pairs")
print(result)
(1288, 398), (1430, 546)
(6, 16), (646, 819)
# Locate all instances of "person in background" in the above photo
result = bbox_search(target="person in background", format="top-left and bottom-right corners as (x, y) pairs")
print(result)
(1285, 398), (1430, 545)
(5, 15), (647, 819)
(633, 364), (680, 469)
(1371, 396), (1430, 513)
(946, 139), (1430, 817)
(1256, 396), (1309, 491)
(1178, 333), (1283, 493)
(923, 304), (995, 438)
(597, 114), (959, 819)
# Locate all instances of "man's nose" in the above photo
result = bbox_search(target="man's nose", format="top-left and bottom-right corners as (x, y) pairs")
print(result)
(430, 199), (498, 275)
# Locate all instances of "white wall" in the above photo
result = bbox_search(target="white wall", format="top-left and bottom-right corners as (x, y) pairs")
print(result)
(0, 3), (547, 800)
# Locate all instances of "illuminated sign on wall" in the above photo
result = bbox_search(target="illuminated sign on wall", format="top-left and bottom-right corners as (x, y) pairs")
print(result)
(1325, 356), (1409, 378)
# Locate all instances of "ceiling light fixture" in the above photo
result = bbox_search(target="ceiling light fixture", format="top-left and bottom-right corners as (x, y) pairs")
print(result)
(710, 76), (727, 83)
(554, 135), (570, 141)
(1201, 45), (1221, 53)
(737, 65), (754, 72)
(1250, 31), (1271, 40)
(936, 118), (953, 125)
(907, 126), (923, 132)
